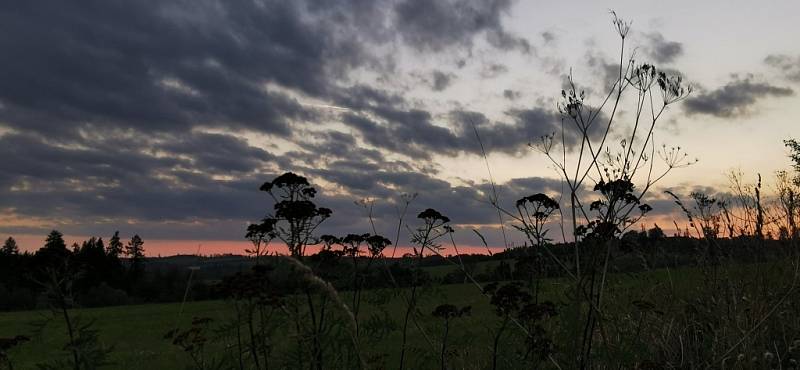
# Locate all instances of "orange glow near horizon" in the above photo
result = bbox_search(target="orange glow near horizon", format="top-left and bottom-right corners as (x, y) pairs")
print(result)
(8, 233), (505, 257)
(4, 213), (698, 257)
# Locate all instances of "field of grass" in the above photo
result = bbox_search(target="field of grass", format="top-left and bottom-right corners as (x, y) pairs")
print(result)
(0, 263), (715, 369)
(0, 301), (228, 369)
(421, 259), (509, 279)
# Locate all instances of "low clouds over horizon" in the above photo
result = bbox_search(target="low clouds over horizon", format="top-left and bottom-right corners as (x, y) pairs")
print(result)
(0, 0), (553, 246)
(684, 75), (794, 118)
(0, 1), (798, 251)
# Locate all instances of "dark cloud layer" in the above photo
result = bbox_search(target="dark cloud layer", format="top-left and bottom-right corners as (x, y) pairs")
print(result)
(0, 0), (709, 251)
(0, 0), (527, 137)
(431, 70), (456, 91)
(0, 1), (345, 137)
(765, 54), (800, 82)
(338, 97), (588, 160)
(642, 32), (684, 64)
(503, 89), (521, 100)
(0, 125), (569, 247)
(0, 131), (273, 221)
(480, 63), (509, 79)
(684, 76), (794, 118)
(394, 0), (530, 53)
(0, 0), (542, 245)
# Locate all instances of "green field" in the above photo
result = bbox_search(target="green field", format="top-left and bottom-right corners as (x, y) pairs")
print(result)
(0, 265), (696, 369)
(0, 261), (790, 369)
(1, 283), (498, 369)
(422, 259), (510, 279)
(0, 284), (503, 368)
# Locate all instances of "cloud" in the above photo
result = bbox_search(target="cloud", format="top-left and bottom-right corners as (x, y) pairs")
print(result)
(431, 70), (456, 91)
(0, 0), (537, 242)
(393, 0), (530, 53)
(1, 0), (668, 252)
(297, 167), (568, 247)
(480, 63), (509, 79)
(0, 0), (528, 139)
(285, 130), (389, 170)
(541, 31), (556, 44)
(503, 89), (521, 100)
(0, 131), (277, 223)
(0, 1), (365, 138)
(337, 84), (558, 157)
(765, 54), (800, 82)
(683, 75), (794, 118)
(337, 99), (605, 162)
(453, 109), (600, 153)
(584, 50), (622, 89)
(0, 124), (696, 248)
(0, 125), (569, 246)
(642, 32), (684, 64)
(411, 70), (457, 91)
(341, 110), (463, 159)
(161, 132), (275, 174)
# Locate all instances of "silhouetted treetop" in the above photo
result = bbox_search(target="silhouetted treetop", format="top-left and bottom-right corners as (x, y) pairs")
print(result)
(44, 230), (67, 250)
(107, 231), (123, 258)
(1, 237), (18, 255)
(318, 233), (391, 258)
(125, 235), (145, 259)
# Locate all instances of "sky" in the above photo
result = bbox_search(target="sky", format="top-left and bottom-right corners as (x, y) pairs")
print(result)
(1, 0), (799, 255)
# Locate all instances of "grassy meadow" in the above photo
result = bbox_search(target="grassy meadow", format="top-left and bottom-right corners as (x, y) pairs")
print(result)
(0, 263), (728, 369)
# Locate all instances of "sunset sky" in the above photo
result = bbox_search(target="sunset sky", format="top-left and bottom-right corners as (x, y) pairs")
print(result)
(1, 0), (799, 255)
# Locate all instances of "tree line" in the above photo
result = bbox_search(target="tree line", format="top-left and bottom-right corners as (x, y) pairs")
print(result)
(0, 230), (217, 311)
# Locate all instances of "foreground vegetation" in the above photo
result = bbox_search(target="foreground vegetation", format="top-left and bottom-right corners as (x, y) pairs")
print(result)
(2, 259), (795, 369)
